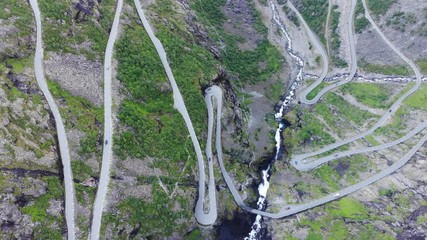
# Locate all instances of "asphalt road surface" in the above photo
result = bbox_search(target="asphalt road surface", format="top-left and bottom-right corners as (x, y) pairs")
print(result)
(206, 85), (427, 218)
(90, 0), (123, 239)
(29, 0), (76, 238)
(290, 0), (423, 168)
(297, 0), (358, 104)
(133, 0), (217, 225)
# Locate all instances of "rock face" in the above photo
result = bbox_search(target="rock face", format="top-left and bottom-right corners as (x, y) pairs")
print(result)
(178, 0), (221, 58)
(0, 195), (35, 239)
(45, 52), (103, 106)
(73, 0), (100, 22)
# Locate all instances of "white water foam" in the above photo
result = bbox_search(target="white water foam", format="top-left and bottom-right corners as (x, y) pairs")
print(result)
(245, 1), (306, 239)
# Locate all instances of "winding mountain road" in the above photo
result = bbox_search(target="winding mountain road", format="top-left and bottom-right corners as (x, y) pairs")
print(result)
(296, 0), (358, 104)
(27, 0), (425, 234)
(133, 0), (217, 225)
(205, 85), (427, 218)
(90, 0), (123, 239)
(294, 121), (427, 171)
(286, 0), (329, 105)
(290, 0), (424, 168)
(29, 0), (76, 239)
(205, 0), (426, 222)
(130, 0), (427, 226)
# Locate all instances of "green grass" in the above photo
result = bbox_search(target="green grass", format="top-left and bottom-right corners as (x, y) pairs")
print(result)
(355, 0), (370, 33)
(375, 105), (409, 137)
(365, 135), (380, 146)
(323, 93), (377, 126)
(417, 214), (427, 225)
(222, 38), (282, 84)
(71, 160), (94, 181)
(298, 197), (395, 239)
(307, 82), (329, 100)
(329, 154), (372, 184)
(191, 0), (227, 27)
(403, 83), (427, 111)
(184, 228), (203, 240)
(115, 184), (192, 237)
(313, 164), (340, 190)
(313, 102), (344, 136)
(48, 80), (103, 159)
(0, 0), (33, 36)
(296, 111), (335, 147)
(417, 59), (427, 74)
(359, 62), (411, 76)
(114, 21), (212, 168)
(296, 0), (328, 44)
(21, 176), (64, 239)
(367, 0), (396, 17)
(39, 0), (115, 58)
(341, 82), (392, 109)
(329, 197), (369, 220)
(192, 0), (283, 84)
(6, 57), (32, 74)
(48, 80), (103, 130)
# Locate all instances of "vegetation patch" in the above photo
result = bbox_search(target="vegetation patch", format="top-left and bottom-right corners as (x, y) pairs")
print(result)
(355, 0), (370, 33)
(386, 11), (417, 32)
(299, 197), (393, 239)
(39, 0), (116, 59)
(323, 93), (378, 126)
(341, 82), (392, 109)
(330, 6), (347, 68)
(417, 59), (427, 74)
(367, 0), (397, 17)
(306, 82), (329, 100)
(192, 0), (283, 84)
(111, 184), (192, 237)
(359, 61), (411, 76)
(284, 108), (335, 150)
(313, 164), (341, 190)
(375, 106), (409, 137)
(21, 176), (64, 239)
(329, 197), (369, 220)
(294, 0), (328, 44)
(403, 83), (427, 111)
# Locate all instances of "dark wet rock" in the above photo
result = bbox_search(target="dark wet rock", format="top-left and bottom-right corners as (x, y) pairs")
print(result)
(14, 195), (30, 208)
(365, 201), (387, 212)
(397, 228), (426, 240)
(408, 206), (427, 221)
(6, 71), (40, 95)
(0, 168), (60, 179)
(177, 0), (221, 59)
(0, 195), (35, 239)
(217, 212), (256, 240)
(73, 0), (100, 22)
(333, 160), (350, 176)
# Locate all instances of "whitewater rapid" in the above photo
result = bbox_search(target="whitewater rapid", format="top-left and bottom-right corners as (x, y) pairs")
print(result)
(245, 1), (305, 239)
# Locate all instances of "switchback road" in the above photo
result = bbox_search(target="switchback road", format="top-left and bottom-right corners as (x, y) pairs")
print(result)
(133, 0), (217, 225)
(205, 85), (427, 218)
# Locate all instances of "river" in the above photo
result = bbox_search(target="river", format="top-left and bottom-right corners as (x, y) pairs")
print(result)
(244, 1), (306, 239)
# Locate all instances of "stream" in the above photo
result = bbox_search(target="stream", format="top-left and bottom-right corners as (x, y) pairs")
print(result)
(245, 1), (306, 239)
